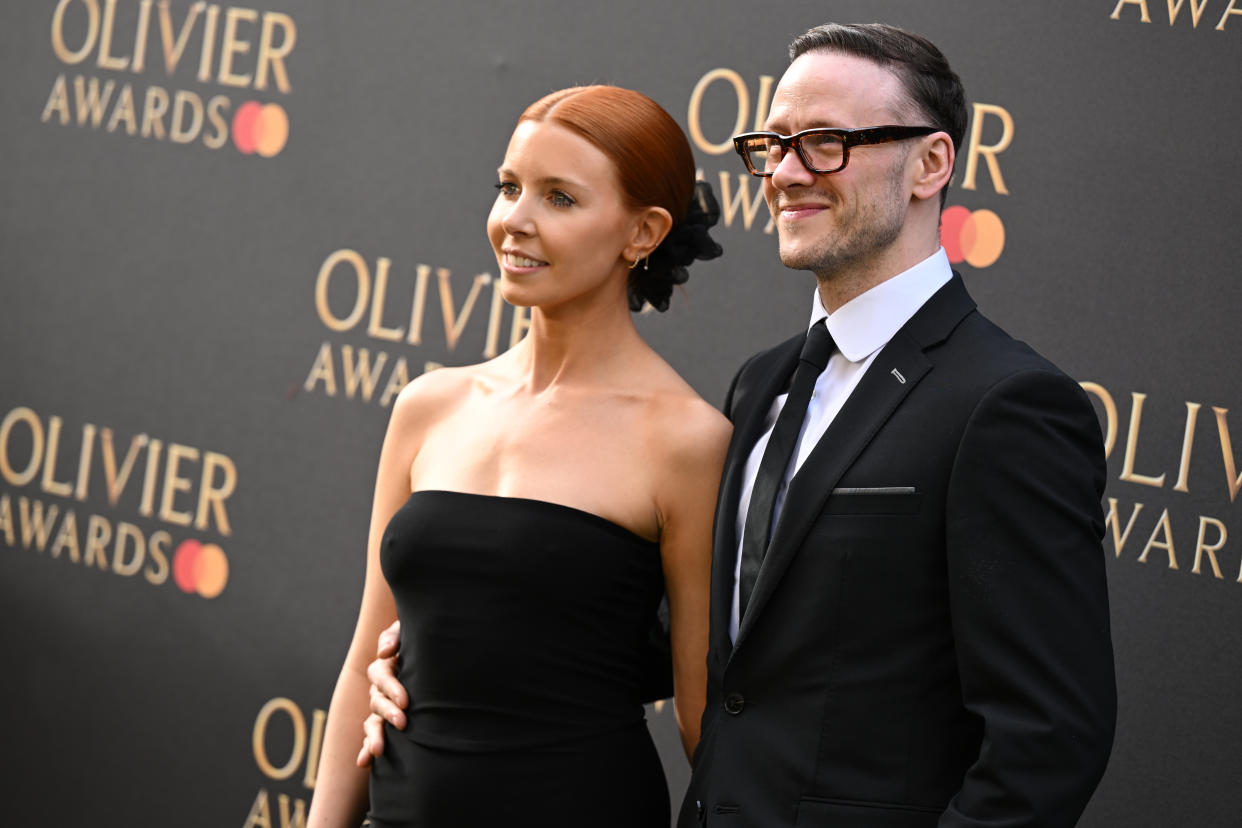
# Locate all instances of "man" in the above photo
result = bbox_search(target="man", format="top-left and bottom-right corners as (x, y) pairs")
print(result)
(364, 22), (1116, 827)
(677, 23), (1115, 827)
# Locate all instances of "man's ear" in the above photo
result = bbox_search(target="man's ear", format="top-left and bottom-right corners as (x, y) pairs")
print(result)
(625, 206), (674, 262)
(911, 132), (955, 203)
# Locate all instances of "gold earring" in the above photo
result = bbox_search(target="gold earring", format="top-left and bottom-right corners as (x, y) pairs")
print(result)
(629, 255), (642, 270)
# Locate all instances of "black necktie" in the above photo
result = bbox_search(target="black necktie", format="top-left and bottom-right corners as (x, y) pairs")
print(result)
(738, 320), (834, 620)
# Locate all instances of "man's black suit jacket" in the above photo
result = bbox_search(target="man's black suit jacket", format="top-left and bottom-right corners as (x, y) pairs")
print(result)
(680, 275), (1116, 827)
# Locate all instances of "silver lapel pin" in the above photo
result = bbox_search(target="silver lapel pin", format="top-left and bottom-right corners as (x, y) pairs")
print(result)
(890, 368), (906, 384)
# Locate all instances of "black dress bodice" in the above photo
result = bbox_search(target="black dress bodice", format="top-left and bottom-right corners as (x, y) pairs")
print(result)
(378, 489), (666, 752)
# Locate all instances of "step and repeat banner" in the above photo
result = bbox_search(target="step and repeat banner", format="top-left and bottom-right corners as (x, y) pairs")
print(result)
(2, 1), (1240, 825)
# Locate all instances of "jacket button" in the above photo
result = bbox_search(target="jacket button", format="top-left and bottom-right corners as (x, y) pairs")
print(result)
(723, 692), (745, 715)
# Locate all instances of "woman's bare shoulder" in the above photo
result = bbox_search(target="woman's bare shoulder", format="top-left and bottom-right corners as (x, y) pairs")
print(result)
(387, 361), (499, 434)
(636, 371), (731, 539)
(640, 367), (732, 469)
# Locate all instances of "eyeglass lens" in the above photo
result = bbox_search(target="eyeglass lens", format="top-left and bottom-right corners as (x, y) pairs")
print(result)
(743, 133), (845, 174)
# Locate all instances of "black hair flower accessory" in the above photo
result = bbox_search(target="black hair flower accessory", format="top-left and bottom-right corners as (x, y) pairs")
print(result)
(629, 180), (724, 312)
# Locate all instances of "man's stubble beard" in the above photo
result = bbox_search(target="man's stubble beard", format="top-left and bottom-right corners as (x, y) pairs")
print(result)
(777, 162), (909, 280)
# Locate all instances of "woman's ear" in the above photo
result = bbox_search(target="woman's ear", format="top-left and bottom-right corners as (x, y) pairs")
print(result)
(625, 206), (674, 261)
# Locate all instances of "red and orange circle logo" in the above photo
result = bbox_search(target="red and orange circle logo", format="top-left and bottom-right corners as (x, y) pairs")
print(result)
(232, 101), (289, 158)
(172, 539), (230, 599)
(941, 206), (1005, 269)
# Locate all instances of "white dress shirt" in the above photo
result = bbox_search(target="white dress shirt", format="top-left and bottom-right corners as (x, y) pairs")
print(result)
(729, 248), (954, 641)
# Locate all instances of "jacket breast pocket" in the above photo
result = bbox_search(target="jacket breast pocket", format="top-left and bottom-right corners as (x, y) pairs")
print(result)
(795, 796), (940, 827)
(825, 487), (922, 515)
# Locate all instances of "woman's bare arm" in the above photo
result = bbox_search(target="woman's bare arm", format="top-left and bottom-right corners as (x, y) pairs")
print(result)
(306, 383), (432, 827)
(655, 400), (731, 760)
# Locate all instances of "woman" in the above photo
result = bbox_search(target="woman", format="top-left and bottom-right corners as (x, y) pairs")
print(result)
(306, 85), (728, 828)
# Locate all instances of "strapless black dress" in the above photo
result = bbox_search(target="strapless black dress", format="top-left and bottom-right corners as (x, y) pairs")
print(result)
(366, 490), (670, 828)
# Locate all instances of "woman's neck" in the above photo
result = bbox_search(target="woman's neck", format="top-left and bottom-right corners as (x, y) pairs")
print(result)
(512, 296), (644, 393)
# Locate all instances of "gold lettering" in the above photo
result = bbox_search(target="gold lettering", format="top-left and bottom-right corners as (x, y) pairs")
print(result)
(302, 708), (326, 789)
(1192, 516), (1225, 578)
(146, 530), (171, 584)
(169, 89), (203, 143)
(367, 257), (405, 341)
(0, 494), (12, 546)
(42, 75), (72, 125)
(51, 0), (100, 65)
(341, 346), (388, 402)
(217, 6), (258, 88)
(112, 521), (145, 576)
(303, 342), (337, 396)
(1216, 0), (1242, 29)
(195, 451), (236, 536)
(51, 510), (81, 562)
(159, 443), (198, 526)
(438, 270), (488, 351)
(195, 3), (220, 81)
(315, 249), (369, 332)
(74, 424), (96, 501)
(132, 0), (153, 73)
(138, 438), (162, 517)
(1173, 401), (1201, 492)
(406, 264), (432, 345)
(1213, 406), (1242, 501)
(73, 75), (116, 128)
(85, 513), (112, 570)
(203, 94), (230, 148)
(41, 417), (74, 498)
(96, 0), (130, 71)
(1080, 381), (1118, 459)
(277, 794), (306, 828)
(1103, 497), (1144, 557)
(0, 407), (44, 487)
(157, 0), (203, 76)
(100, 429), (146, 507)
(243, 789), (274, 828)
(141, 84), (169, 139)
(1138, 508), (1178, 569)
(253, 697), (307, 780)
(255, 12), (296, 93)
(105, 84), (138, 134)
(687, 68), (748, 155)
(1111, 0), (1152, 21)
(716, 171), (770, 231)
(1120, 392), (1166, 487)
(1166, 0), (1211, 26)
(962, 103), (1013, 195)
(18, 497), (59, 552)
(379, 357), (411, 407)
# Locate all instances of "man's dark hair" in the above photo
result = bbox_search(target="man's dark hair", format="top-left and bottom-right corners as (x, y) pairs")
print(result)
(789, 23), (967, 206)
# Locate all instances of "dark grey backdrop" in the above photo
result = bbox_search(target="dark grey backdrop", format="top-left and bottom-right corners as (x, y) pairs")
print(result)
(3, 1), (1240, 825)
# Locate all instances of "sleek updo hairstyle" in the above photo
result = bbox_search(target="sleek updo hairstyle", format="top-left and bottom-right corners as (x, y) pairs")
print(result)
(519, 85), (721, 312)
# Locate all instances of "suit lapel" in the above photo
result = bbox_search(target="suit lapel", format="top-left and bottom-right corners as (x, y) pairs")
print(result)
(710, 336), (802, 658)
(731, 274), (977, 650)
(732, 331), (929, 648)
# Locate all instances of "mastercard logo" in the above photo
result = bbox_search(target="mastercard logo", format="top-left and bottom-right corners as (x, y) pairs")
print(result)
(172, 539), (230, 599)
(232, 101), (289, 158)
(941, 206), (1005, 269)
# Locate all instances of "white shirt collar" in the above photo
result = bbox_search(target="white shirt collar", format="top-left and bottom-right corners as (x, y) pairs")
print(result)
(808, 247), (954, 363)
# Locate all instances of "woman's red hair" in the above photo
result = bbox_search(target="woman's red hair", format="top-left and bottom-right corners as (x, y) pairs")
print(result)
(519, 86), (696, 226)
